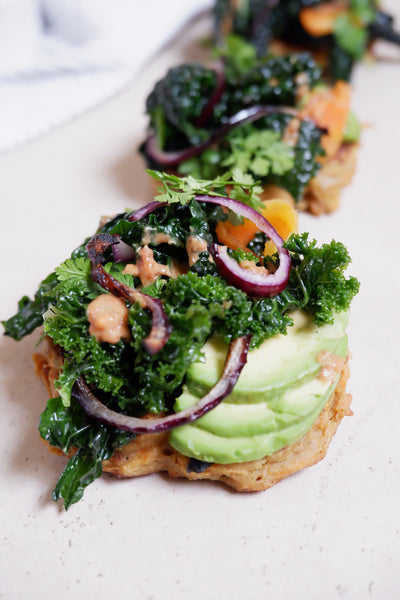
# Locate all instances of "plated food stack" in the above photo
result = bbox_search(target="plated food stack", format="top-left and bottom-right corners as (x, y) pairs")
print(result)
(11, 0), (399, 509)
(141, 43), (359, 214)
(3, 172), (359, 508)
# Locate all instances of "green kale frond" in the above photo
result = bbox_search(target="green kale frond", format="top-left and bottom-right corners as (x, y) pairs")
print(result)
(2, 272), (58, 340)
(39, 396), (134, 509)
(284, 233), (360, 324)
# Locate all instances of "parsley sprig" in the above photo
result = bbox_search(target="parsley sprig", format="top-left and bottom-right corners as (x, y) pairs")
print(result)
(148, 168), (265, 212)
(221, 128), (294, 177)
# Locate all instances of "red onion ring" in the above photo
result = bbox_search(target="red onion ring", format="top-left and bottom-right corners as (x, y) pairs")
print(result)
(86, 233), (171, 355)
(195, 61), (226, 128)
(72, 335), (251, 434)
(114, 194), (291, 296)
(129, 200), (164, 222)
(209, 243), (284, 296)
(194, 194), (291, 296)
(145, 105), (298, 167)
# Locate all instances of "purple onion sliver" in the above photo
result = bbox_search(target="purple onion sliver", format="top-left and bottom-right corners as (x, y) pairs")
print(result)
(72, 335), (251, 434)
(138, 294), (172, 355)
(145, 105), (298, 167)
(194, 193), (285, 250)
(129, 200), (164, 222)
(209, 243), (290, 297)
(112, 238), (136, 263)
(195, 62), (226, 128)
(195, 194), (291, 296)
(86, 233), (171, 354)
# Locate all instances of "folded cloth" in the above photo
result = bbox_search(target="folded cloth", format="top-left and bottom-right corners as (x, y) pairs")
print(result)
(0, 0), (212, 153)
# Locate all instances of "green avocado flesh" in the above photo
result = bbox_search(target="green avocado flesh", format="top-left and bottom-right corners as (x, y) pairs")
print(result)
(169, 311), (348, 464)
(185, 310), (349, 402)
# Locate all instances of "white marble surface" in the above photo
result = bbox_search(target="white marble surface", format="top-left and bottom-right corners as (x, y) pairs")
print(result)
(0, 6), (399, 600)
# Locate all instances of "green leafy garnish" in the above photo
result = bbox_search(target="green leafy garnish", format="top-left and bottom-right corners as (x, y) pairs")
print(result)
(179, 118), (324, 202)
(213, 34), (258, 77)
(149, 168), (264, 212)
(221, 129), (294, 177)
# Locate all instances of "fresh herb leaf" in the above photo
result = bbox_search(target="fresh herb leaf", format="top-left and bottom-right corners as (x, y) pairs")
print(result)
(179, 118), (323, 203)
(222, 128), (294, 178)
(229, 248), (259, 263)
(149, 169), (263, 212)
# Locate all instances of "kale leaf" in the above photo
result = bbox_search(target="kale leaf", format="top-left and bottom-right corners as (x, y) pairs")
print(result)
(271, 118), (324, 201)
(146, 63), (218, 146)
(2, 272), (58, 340)
(39, 396), (134, 509)
(145, 52), (322, 152)
(283, 233), (360, 324)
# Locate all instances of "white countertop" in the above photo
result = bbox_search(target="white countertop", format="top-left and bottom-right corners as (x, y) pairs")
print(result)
(0, 7), (399, 600)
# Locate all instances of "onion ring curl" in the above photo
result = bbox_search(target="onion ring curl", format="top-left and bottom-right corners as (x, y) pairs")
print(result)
(194, 194), (291, 297)
(72, 334), (252, 434)
(86, 233), (171, 355)
(145, 105), (298, 167)
(195, 60), (226, 128)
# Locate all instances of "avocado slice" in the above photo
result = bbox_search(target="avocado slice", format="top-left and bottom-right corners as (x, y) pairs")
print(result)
(170, 375), (340, 463)
(186, 311), (349, 402)
(169, 401), (323, 464)
(169, 311), (349, 464)
(174, 375), (337, 438)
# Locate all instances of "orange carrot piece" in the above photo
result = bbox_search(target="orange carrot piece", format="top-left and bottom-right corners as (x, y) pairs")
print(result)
(300, 80), (352, 158)
(215, 199), (298, 256)
(299, 1), (347, 37)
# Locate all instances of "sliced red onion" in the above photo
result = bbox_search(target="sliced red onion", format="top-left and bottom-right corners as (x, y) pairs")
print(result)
(112, 237), (135, 263)
(195, 194), (291, 296)
(72, 335), (251, 434)
(195, 61), (225, 127)
(129, 200), (164, 222)
(209, 243), (284, 296)
(86, 233), (170, 355)
(145, 105), (298, 167)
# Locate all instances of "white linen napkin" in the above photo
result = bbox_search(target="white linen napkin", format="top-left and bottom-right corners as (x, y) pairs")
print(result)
(0, 0), (212, 153)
